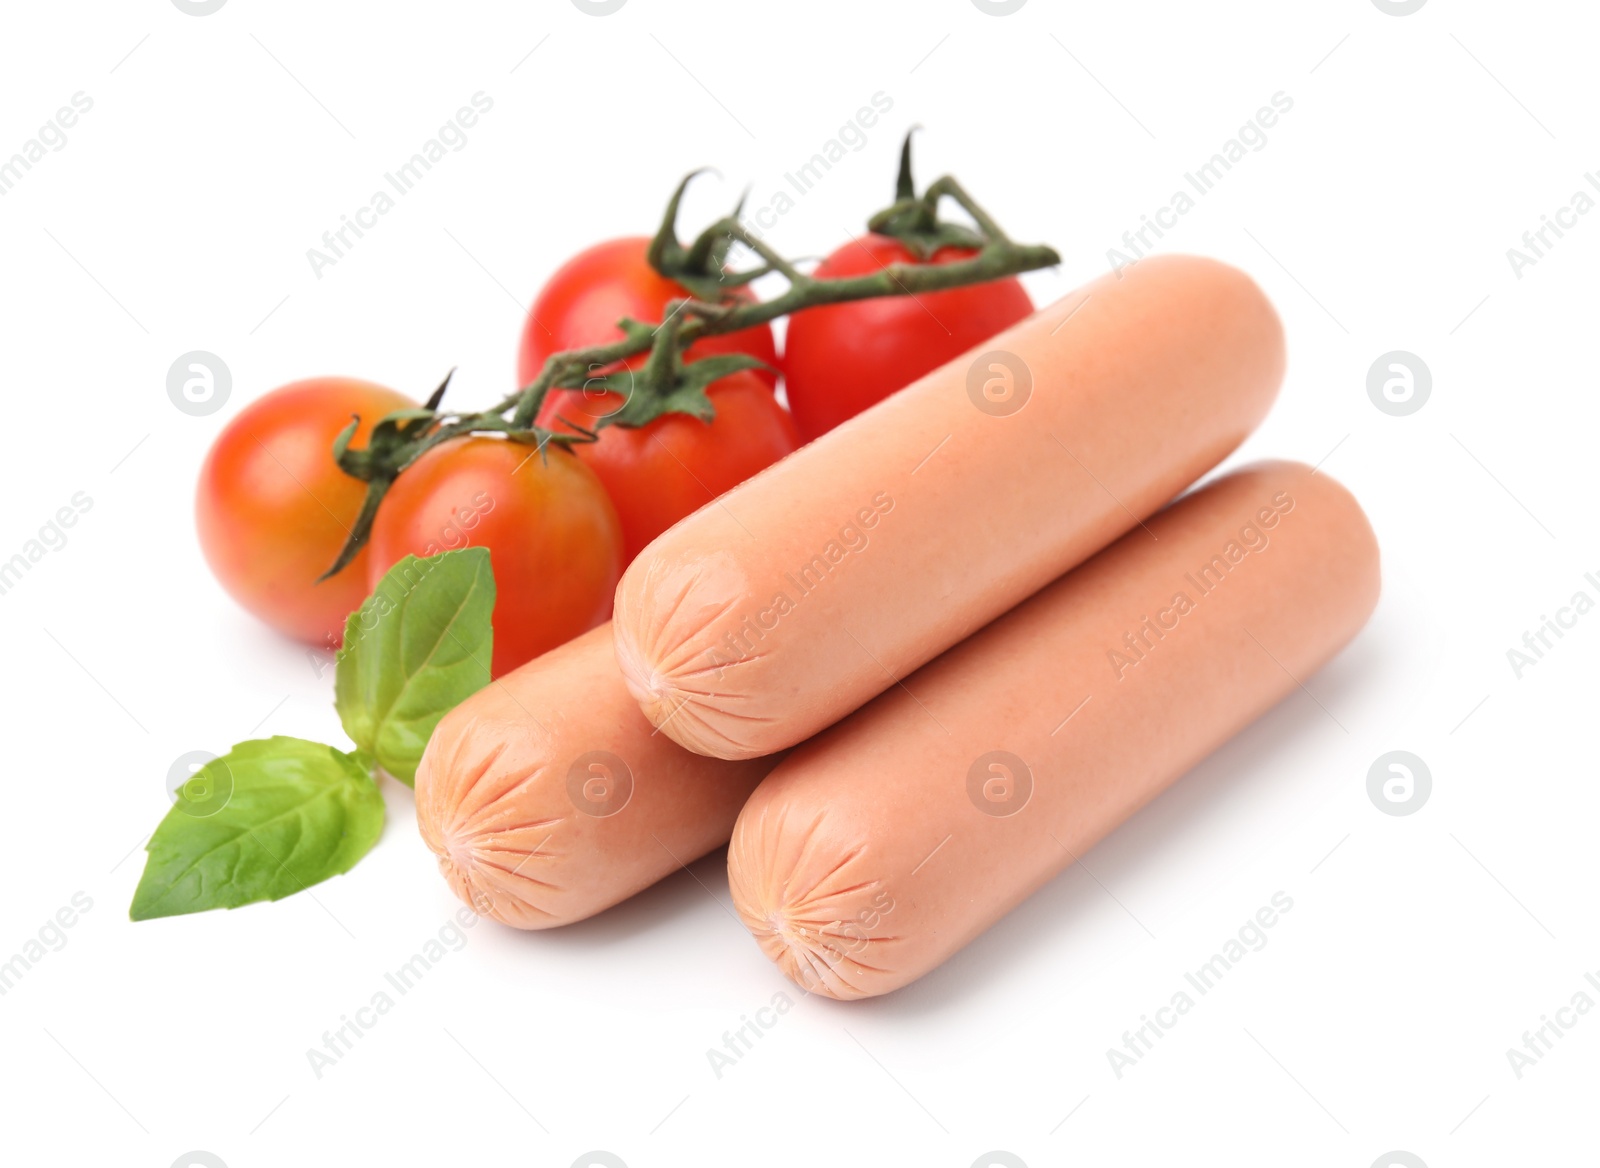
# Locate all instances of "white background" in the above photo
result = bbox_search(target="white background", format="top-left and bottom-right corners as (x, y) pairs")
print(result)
(1, 1), (1594, 1165)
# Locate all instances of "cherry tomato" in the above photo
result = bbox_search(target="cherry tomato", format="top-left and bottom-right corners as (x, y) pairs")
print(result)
(782, 235), (1034, 440)
(197, 377), (417, 649)
(536, 368), (799, 563)
(365, 437), (622, 677)
(517, 236), (778, 390)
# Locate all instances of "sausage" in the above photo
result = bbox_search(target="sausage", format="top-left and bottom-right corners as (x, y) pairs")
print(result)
(612, 254), (1285, 759)
(414, 624), (780, 928)
(726, 462), (1379, 999)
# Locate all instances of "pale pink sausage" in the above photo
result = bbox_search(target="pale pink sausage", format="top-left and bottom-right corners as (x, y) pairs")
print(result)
(414, 624), (780, 928)
(727, 462), (1379, 999)
(613, 255), (1286, 759)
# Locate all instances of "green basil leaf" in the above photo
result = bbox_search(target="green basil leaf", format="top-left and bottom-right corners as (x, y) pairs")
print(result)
(129, 737), (384, 921)
(334, 547), (494, 786)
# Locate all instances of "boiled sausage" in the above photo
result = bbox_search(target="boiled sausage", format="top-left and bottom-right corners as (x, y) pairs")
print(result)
(415, 624), (780, 928)
(727, 462), (1379, 998)
(613, 255), (1285, 759)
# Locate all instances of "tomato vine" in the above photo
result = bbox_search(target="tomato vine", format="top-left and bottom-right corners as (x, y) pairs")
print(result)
(323, 135), (1060, 579)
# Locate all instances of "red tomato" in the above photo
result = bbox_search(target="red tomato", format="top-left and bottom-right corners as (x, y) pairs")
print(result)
(366, 437), (622, 677)
(782, 234), (1034, 440)
(197, 377), (417, 649)
(536, 369), (799, 563)
(517, 236), (778, 390)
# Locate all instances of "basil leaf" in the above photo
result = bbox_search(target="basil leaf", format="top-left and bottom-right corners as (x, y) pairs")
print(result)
(129, 737), (384, 921)
(334, 547), (494, 786)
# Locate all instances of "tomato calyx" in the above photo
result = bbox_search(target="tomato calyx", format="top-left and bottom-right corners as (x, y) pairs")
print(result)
(645, 170), (759, 303)
(331, 369), (455, 485)
(867, 130), (988, 261)
(321, 369), (571, 581)
(576, 347), (776, 431)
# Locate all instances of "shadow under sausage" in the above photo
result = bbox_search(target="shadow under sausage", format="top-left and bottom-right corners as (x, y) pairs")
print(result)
(493, 846), (739, 952)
